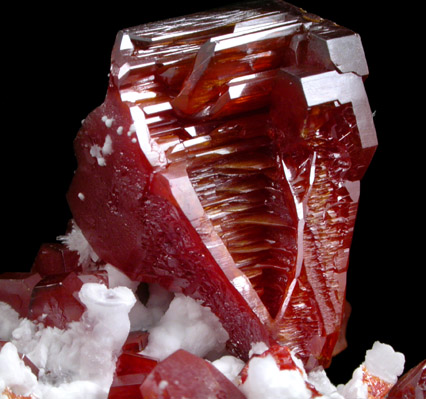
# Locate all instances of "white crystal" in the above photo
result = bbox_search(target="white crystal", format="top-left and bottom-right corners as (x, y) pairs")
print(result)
(141, 294), (229, 361)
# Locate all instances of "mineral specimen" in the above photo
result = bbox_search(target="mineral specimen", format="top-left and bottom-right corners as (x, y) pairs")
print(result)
(4, 1), (413, 398)
(67, 0), (377, 368)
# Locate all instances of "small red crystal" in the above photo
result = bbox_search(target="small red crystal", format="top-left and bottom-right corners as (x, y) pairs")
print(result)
(240, 344), (320, 396)
(0, 272), (41, 317)
(109, 352), (158, 399)
(139, 349), (246, 399)
(31, 243), (81, 277)
(122, 330), (150, 353)
(28, 271), (85, 328)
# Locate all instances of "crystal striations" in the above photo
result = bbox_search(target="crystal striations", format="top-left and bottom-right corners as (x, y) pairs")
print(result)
(67, 0), (377, 367)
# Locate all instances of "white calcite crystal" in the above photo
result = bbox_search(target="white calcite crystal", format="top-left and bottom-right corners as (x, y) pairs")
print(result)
(105, 264), (174, 331)
(0, 269), (408, 399)
(57, 221), (99, 267)
(211, 355), (246, 385)
(307, 368), (344, 399)
(240, 353), (312, 399)
(141, 293), (230, 361)
(337, 341), (405, 399)
(0, 281), (409, 399)
(364, 341), (405, 384)
(0, 342), (38, 397)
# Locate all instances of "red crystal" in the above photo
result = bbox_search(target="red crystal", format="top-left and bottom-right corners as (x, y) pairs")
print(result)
(115, 352), (157, 377)
(109, 352), (158, 399)
(0, 242), (108, 328)
(122, 330), (150, 353)
(139, 349), (246, 399)
(67, 0), (376, 367)
(387, 360), (426, 399)
(28, 272), (85, 328)
(31, 243), (81, 277)
(108, 331), (154, 398)
(0, 272), (41, 317)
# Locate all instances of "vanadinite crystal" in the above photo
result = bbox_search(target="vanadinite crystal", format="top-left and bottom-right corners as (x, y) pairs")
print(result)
(66, 0), (377, 368)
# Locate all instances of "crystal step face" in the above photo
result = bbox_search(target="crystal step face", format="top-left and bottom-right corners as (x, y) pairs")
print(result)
(67, 0), (377, 367)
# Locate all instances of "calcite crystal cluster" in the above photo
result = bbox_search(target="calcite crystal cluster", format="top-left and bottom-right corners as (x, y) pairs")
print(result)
(1, 1), (425, 398)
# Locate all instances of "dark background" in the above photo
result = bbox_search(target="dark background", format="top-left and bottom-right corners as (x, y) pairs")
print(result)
(2, 0), (423, 386)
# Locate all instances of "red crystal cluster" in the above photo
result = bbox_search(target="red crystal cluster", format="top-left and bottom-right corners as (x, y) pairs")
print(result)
(1, 1), (425, 398)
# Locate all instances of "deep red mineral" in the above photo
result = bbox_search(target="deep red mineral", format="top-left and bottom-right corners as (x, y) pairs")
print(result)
(139, 349), (246, 399)
(66, 0), (377, 368)
(387, 360), (426, 399)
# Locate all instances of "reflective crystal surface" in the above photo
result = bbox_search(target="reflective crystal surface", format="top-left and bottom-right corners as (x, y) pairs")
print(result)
(67, 0), (377, 367)
(387, 360), (426, 399)
(139, 349), (246, 399)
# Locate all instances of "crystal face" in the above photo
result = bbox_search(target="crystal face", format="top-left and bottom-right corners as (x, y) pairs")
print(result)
(387, 360), (426, 399)
(139, 349), (246, 399)
(66, 0), (377, 367)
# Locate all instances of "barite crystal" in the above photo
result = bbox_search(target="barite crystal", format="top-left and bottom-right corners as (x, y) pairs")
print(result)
(66, 0), (377, 368)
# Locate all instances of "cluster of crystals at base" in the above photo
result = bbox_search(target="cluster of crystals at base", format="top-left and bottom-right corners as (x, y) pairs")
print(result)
(67, 0), (377, 367)
(1, 253), (425, 399)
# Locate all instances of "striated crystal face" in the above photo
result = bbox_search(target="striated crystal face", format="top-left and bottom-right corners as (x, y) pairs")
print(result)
(66, 0), (377, 368)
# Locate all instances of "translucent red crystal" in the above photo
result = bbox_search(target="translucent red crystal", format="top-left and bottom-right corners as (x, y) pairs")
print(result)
(28, 245), (108, 328)
(28, 272), (86, 328)
(0, 273), (41, 317)
(122, 331), (150, 353)
(139, 349), (246, 399)
(109, 352), (158, 399)
(67, 0), (377, 367)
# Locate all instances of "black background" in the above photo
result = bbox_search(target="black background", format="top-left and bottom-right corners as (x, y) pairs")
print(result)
(1, 0), (423, 386)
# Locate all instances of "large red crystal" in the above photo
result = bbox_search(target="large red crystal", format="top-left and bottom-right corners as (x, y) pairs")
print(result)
(66, 0), (377, 367)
